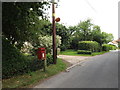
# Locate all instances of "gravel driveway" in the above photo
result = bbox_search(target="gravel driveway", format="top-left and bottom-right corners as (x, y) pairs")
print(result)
(57, 55), (91, 65)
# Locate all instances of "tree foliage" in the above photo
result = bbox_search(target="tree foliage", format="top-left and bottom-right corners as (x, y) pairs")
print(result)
(77, 19), (93, 41)
(69, 19), (114, 50)
(2, 2), (50, 49)
(56, 23), (71, 51)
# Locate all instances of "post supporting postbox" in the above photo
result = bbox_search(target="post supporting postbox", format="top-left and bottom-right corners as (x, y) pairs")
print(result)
(43, 59), (46, 72)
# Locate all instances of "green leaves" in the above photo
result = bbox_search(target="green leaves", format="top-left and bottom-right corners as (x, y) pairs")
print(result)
(78, 41), (100, 52)
(2, 2), (50, 49)
(76, 19), (93, 41)
(69, 19), (114, 50)
(77, 50), (92, 54)
(37, 35), (61, 53)
(56, 23), (71, 51)
(102, 44), (117, 51)
(2, 38), (55, 79)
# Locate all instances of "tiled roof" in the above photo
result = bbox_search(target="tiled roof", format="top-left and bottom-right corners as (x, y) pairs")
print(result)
(112, 38), (120, 44)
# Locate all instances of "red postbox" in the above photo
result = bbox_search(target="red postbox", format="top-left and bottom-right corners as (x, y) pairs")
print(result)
(37, 48), (46, 60)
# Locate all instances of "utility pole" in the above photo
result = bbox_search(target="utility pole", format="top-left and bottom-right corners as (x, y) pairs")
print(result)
(52, 1), (57, 64)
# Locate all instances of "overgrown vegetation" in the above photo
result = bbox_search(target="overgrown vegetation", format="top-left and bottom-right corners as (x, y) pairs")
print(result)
(2, 2), (50, 49)
(2, 2), (56, 79)
(2, 1), (117, 87)
(2, 37), (54, 79)
(2, 58), (67, 88)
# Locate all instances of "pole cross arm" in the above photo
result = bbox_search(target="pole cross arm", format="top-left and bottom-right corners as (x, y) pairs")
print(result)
(50, 0), (59, 4)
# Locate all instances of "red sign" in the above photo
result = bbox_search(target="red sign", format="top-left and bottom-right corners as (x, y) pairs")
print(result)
(37, 48), (46, 60)
(55, 17), (60, 22)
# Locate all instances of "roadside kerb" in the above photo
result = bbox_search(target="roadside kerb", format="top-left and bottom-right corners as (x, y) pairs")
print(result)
(65, 58), (88, 72)
(58, 55), (91, 72)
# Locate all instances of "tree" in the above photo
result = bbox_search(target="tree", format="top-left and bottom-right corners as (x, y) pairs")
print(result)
(37, 20), (52, 36)
(101, 32), (114, 44)
(77, 19), (93, 41)
(2, 2), (50, 49)
(92, 25), (102, 45)
(69, 19), (93, 49)
(56, 23), (71, 51)
(68, 19), (114, 50)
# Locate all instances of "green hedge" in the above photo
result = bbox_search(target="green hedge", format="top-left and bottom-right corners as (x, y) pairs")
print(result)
(102, 44), (117, 51)
(2, 38), (53, 79)
(78, 41), (100, 52)
(77, 50), (92, 54)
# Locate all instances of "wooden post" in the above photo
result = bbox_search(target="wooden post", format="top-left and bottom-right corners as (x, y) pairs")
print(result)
(43, 59), (46, 72)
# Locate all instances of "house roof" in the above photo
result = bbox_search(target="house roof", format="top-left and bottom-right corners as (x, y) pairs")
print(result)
(112, 38), (120, 44)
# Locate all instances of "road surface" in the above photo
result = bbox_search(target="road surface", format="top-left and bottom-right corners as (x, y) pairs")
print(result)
(34, 50), (118, 88)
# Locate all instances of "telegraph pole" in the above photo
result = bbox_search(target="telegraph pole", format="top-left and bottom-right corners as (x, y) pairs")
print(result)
(52, 1), (57, 64)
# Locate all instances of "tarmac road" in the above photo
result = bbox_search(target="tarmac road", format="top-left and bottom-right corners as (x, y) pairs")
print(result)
(34, 50), (119, 88)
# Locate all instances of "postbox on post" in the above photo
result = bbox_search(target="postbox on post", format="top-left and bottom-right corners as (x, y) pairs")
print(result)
(37, 48), (46, 72)
(37, 48), (46, 60)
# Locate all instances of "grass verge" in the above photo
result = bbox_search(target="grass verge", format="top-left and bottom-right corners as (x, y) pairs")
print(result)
(2, 58), (67, 88)
(60, 49), (109, 56)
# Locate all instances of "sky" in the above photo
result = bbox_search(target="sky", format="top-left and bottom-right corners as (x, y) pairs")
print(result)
(48, 0), (120, 40)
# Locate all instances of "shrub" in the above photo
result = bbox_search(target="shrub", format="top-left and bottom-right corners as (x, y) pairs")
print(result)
(46, 53), (53, 66)
(78, 41), (100, 52)
(111, 44), (117, 50)
(77, 50), (92, 54)
(2, 38), (53, 79)
(70, 37), (79, 50)
(102, 44), (117, 51)
(2, 38), (30, 79)
(37, 35), (61, 53)
(20, 42), (33, 53)
(60, 44), (67, 51)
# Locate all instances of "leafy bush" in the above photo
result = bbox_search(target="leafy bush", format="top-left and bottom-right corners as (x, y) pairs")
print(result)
(78, 41), (100, 52)
(60, 44), (67, 51)
(20, 42), (34, 53)
(20, 35), (61, 55)
(46, 53), (53, 66)
(37, 35), (61, 53)
(70, 37), (80, 50)
(2, 38), (53, 79)
(111, 45), (117, 50)
(77, 50), (92, 54)
(102, 44), (117, 51)
(2, 38), (29, 79)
